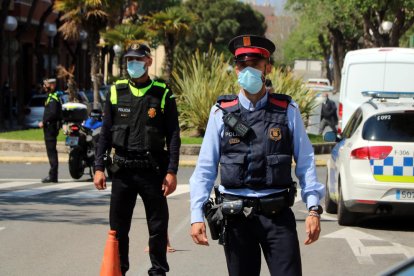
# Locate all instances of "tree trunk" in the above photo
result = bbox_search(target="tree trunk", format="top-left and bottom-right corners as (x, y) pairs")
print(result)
(329, 27), (345, 92)
(0, 0), (12, 130)
(318, 34), (332, 83)
(163, 33), (175, 81)
(88, 30), (102, 111)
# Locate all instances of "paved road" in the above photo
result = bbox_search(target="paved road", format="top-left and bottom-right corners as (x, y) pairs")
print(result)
(0, 164), (413, 276)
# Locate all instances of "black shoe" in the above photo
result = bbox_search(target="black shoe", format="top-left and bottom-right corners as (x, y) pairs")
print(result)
(41, 176), (58, 183)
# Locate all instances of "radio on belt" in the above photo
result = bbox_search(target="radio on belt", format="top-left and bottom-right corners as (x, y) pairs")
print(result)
(215, 104), (251, 138)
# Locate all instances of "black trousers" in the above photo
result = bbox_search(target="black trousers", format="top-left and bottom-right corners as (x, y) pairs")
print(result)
(43, 124), (59, 179)
(224, 208), (302, 276)
(110, 168), (169, 276)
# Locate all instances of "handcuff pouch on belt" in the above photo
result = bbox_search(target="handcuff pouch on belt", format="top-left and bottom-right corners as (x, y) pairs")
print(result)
(221, 198), (244, 215)
(259, 195), (287, 216)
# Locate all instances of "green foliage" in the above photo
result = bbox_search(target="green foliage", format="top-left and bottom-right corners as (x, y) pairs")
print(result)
(178, 0), (266, 59)
(101, 24), (147, 48)
(144, 5), (197, 80)
(172, 47), (235, 136)
(138, 0), (181, 15)
(0, 129), (66, 142)
(268, 67), (318, 125)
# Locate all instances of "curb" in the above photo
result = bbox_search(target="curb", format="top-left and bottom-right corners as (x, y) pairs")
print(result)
(0, 139), (333, 166)
(0, 139), (335, 155)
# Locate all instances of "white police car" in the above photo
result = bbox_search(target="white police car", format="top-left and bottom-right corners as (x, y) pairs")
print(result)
(324, 91), (414, 226)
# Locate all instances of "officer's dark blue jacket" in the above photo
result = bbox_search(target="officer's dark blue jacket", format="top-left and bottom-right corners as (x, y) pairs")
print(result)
(218, 93), (294, 189)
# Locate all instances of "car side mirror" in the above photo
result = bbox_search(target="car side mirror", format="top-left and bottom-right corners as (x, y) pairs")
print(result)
(323, 131), (338, 142)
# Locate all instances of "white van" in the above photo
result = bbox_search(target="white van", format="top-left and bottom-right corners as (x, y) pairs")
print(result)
(338, 48), (414, 131)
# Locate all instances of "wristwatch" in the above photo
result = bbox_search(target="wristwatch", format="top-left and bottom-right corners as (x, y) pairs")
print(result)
(308, 205), (324, 215)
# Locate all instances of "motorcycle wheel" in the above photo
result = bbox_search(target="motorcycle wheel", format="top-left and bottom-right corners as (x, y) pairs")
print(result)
(69, 147), (85, 180)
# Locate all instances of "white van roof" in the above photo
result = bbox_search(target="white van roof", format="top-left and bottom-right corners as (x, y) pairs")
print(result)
(344, 48), (414, 62)
(339, 47), (414, 130)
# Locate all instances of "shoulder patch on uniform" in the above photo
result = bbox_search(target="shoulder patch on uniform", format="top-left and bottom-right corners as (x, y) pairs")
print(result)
(217, 95), (239, 109)
(268, 93), (291, 109)
(153, 80), (167, 89)
(217, 94), (238, 103)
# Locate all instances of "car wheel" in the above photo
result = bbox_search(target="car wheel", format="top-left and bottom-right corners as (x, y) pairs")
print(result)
(325, 172), (338, 214)
(338, 184), (358, 226)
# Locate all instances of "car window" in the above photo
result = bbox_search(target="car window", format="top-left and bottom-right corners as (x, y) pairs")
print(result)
(29, 97), (46, 107)
(342, 108), (363, 138)
(362, 112), (414, 142)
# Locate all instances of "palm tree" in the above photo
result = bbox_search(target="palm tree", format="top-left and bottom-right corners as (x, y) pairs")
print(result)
(101, 23), (147, 77)
(54, 0), (123, 109)
(145, 6), (196, 81)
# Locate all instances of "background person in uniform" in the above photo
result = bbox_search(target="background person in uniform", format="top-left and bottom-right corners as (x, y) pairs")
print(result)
(39, 78), (62, 183)
(319, 92), (338, 135)
(94, 42), (181, 276)
(190, 35), (325, 276)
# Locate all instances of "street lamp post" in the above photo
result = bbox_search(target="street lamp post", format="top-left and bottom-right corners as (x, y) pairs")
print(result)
(379, 21), (393, 47)
(45, 23), (57, 77)
(79, 30), (88, 89)
(4, 15), (18, 129)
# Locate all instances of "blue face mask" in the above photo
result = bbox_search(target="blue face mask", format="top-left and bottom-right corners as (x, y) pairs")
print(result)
(127, 60), (146, 79)
(237, 67), (264, 94)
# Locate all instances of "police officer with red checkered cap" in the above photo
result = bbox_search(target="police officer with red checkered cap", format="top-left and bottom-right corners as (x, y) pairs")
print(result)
(190, 34), (325, 276)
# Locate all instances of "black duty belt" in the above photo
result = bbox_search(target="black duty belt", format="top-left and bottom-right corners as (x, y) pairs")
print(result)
(221, 191), (289, 217)
(113, 154), (152, 169)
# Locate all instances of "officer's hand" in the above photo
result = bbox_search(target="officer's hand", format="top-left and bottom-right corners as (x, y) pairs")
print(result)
(190, 222), (209, 246)
(162, 172), (177, 197)
(38, 121), (43, 128)
(94, 170), (106, 190)
(304, 213), (321, 245)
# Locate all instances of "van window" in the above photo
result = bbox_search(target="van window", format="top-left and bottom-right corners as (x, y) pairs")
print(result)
(362, 113), (414, 142)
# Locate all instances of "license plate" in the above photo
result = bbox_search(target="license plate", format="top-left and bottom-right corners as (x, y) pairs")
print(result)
(396, 190), (414, 200)
(65, 136), (79, 146)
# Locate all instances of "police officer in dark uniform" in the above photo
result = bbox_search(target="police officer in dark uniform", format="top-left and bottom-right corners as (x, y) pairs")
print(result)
(94, 42), (181, 276)
(190, 35), (325, 276)
(39, 78), (62, 183)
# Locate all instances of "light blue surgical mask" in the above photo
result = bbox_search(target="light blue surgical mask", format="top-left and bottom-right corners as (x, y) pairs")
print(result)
(127, 60), (146, 79)
(237, 67), (264, 94)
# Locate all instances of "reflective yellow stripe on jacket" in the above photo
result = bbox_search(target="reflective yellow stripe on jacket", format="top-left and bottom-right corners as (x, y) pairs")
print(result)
(110, 80), (170, 109)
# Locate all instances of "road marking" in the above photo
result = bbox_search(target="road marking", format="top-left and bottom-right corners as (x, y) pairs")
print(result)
(323, 228), (414, 264)
(0, 178), (84, 182)
(168, 184), (190, 198)
(0, 227), (5, 232)
(0, 181), (38, 190)
(58, 188), (112, 199)
(0, 181), (93, 197)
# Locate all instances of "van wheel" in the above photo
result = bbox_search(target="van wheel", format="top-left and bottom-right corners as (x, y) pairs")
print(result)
(338, 185), (358, 226)
(325, 172), (337, 214)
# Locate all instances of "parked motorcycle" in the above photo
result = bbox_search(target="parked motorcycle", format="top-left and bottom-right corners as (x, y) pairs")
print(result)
(62, 103), (111, 179)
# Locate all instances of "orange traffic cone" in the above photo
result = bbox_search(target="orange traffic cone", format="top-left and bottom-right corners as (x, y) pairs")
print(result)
(100, 230), (122, 276)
